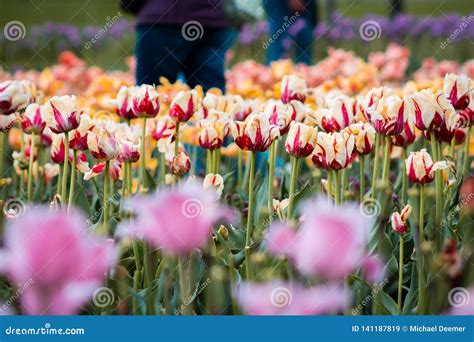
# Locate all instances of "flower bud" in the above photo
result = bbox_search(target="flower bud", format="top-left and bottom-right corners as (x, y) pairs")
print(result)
(391, 204), (412, 235)
(170, 151), (191, 176)
(405, 148), (447, 183)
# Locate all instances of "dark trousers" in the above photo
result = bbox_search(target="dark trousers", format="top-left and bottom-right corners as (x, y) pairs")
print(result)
(135, 24), (235, 92)
(263, 0), (317, 65)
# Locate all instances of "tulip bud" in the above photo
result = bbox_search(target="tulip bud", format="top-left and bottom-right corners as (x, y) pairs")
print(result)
(285, 122), (317, 158)
(21, 103), (47, 135)
(281, 75), (306, 104)
(391, 204), (412, 235)
(405, 148), (448, 183)
(169, 90), (199, 122)
(217, 225), (229, 240)
(45, 95), (82, 133)
(443, 74), (471, 110)
(170, 151), (191, 176)
(131, 84), (162, 118)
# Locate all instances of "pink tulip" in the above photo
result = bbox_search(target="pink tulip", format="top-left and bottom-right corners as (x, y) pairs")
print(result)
(0, 207), (117, 315)
(447, 287), (474, 315)
(361, 254), (385, 284)
(121, 181), (232, 255)
(265, 222), (297, 257)
(237, 281), (349, 315)
(266, 197), (371, 279)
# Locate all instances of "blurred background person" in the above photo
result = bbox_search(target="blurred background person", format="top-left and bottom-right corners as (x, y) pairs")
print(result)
(122, 0), (236, 92)
(263, 0), (319, 64)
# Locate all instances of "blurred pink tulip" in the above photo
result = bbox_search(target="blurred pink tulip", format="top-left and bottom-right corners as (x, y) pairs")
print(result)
(121, 180), (232, 255)
(0, 207), (117, 315)
(237, 281), (349, 315)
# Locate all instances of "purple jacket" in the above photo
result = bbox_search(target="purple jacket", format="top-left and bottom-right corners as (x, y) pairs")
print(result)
(136, 0), (229, 28)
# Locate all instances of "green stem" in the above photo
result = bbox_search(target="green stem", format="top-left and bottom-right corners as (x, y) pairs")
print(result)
(359, 155), (365, 202)
(430, 131), (443, 250)
(287, 156), (299, 220)
(401, 148), (407, 205)
(140, 117), (147, 192)
(57, 164), (62, 198)
(397, 234), (404, 315)
(245, 152), (256, 279)
(143, 243), (155, 314)
(27, 132), (35, 203)
(160, 152), (166, 185)
(173, 122), (180, 187)
(237, 149), (243, 188)
(462, 126), (471, 173)
(268, 141), (277, 222)
(371, 134), (380, 197)
(61, 131), (69, 206)
(103, 161), (110, 235)
(178, 256), (191, 315)
(416, 183), (426, 315)
(327, 170), (333, 199)
(206, 149), (211, 174)
(128, 162), (133, 195)
(0, 132), (4, 180)
(381, 135), (391, 192)
(67, 149), (77, 211)
(334, 170), (341, 205)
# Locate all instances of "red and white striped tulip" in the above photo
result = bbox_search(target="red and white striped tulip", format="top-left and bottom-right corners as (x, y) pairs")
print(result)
(85, 158), (122, 181)
(45, 95), (82, 133)
(391, 204), (412, 235)
(368, 95), (406, 135)
(69, 114), (93, 150)
(0, 80), (37, 115)
(285, 122), (318, 158)
(410, 90), (458, 132)
(131, 84), (163, 118)
(203, 173), (224, 197)
(405, 148), (448, 183)
(21, 103), (47, 134)
(170, 151), (191, 176)
(169, 90), (199, 122)
(316, 93), (356, 132)
(197, 117), (230, 150)
(115, 86), (139, 120)
(443, 74), (471, 110)
(391, 121), (416, 147)
(346, 122), (376, 155)
(263, 99), (305, 134)
(87, 127), (119, 161)
(311, 131), (355, 170)
(281, 75), (306, 104)
(231, 112), (280, 152)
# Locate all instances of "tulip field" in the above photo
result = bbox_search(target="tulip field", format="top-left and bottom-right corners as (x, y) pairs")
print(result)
(0, 47), (473, 317)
